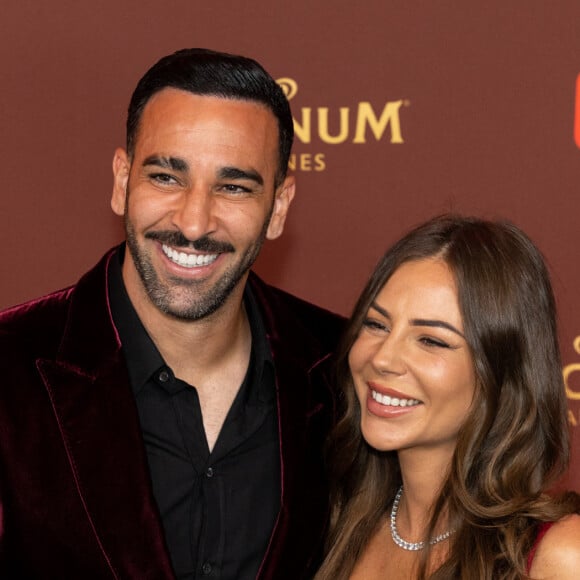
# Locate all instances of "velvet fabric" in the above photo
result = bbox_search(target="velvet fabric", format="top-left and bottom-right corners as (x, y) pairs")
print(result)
(0, 247), (344, 579)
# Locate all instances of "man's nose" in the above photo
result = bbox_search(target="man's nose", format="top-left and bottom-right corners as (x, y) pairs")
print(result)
(170, 187), (217, 240)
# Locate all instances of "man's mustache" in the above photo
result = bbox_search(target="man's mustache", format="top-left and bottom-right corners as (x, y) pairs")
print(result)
(145, 231), (235, 253)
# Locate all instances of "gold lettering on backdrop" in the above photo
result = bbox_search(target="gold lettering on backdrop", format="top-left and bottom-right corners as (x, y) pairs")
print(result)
(353, 101), (404, 144)
(293, 108), (312, 143)
(276, 78), (407, 170)
(563, 336), (580, 401)
(563, 336), (580, 428)
(277, 78), (298, 100)
(292, 102), (405, 144)
(318, 107), (350, 144)
(288, 153), (326, 172)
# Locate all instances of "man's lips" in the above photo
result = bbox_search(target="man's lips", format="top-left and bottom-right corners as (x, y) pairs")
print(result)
(145, 230), (235, 254)
(145, 230), (235, 270)
(161, 244), (218, 268)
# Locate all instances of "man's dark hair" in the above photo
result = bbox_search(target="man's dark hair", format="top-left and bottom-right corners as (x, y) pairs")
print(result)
(126, 48), (294, 185)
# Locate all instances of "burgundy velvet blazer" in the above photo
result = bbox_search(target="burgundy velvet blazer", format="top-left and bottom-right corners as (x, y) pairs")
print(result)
(0, 248), (344, 579)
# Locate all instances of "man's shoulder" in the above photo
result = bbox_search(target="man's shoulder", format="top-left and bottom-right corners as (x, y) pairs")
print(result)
(0, 247), (114, 356)
(0, 286), (76, 357)
(248, 272), (345, 347)
(0, 286), (75, 332)
(249, 272), (343, 321)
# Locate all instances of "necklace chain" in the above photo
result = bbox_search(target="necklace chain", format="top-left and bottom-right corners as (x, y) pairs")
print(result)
(389, 486), (454, 551)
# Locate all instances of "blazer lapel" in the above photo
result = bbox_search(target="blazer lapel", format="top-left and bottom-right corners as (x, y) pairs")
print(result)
(38, 249), (174, 579)
(250, 273), (337, 578)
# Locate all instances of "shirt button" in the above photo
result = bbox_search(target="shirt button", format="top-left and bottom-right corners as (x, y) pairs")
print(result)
(158, 370), (169, 383)
(205, 467), (214, 478)
(202, 562), (212, 575)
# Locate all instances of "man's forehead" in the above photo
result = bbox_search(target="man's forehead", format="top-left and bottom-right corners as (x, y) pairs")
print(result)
(142, 88), (275, 123)
(130, 89), (281, 183)
(133, 89), (278, 151)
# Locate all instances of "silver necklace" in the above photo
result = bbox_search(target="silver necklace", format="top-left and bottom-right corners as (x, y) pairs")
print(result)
(390, 486), (454, 551)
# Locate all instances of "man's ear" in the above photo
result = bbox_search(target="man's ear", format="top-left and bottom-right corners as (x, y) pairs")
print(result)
(266, 175), (296, 240)
(111, 148), (131, 216)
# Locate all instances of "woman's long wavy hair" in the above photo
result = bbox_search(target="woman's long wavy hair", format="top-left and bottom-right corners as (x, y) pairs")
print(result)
(316, 215), (580, 579)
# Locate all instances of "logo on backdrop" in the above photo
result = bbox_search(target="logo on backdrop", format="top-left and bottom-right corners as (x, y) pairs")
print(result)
(575, 73), (580, 149)
(276, 78), (409, 172)
(563, 336), (580, 427)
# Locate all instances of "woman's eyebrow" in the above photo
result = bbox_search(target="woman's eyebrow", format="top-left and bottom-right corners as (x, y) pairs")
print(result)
(411, 318), (465, 338)
(370, 302), (390, 319)
(370, 302), (464, 338)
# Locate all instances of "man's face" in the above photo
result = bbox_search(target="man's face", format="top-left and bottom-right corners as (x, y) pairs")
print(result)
(111, 88), (294, 321)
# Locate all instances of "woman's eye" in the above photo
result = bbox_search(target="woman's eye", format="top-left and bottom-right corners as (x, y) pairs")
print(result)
(420, 336), (450, 349)
(361, 318), (388, 332)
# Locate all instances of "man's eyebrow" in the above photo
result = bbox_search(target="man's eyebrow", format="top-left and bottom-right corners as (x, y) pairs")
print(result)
(142, 155), (188, 172)
(370, 302), (465, 338)
(218, 166), (264, 186)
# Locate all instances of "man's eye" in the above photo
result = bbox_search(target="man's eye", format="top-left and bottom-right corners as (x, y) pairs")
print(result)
(221, 184), (252, 194)
(150, 173), (177, 184)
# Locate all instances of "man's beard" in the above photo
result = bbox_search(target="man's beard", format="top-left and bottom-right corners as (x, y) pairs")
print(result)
(124, 207), (273, 321)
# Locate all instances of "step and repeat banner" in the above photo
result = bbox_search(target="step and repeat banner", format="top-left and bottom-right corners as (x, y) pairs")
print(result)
(1, 2), (580, 486)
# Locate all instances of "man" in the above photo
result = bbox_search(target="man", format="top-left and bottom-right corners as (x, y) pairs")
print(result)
(0, 49), (343, 579)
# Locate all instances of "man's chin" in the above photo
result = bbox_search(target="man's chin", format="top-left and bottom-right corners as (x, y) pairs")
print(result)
(144, 283), (228, 321)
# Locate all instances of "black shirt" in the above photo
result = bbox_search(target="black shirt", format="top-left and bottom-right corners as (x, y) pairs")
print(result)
(108, 248), (280, 579)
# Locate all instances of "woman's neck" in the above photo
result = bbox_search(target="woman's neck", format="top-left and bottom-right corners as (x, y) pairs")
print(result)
(396, 448), (453, 540)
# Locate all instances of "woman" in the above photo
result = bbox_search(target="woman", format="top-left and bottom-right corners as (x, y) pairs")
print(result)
(316, 215), (580, 579)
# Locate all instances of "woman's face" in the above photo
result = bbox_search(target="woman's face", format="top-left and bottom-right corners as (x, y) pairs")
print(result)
(349, 258), (476, 462)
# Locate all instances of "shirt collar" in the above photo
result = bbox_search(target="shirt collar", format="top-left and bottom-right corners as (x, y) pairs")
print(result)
(108, 247), (164, 395)
(108, 245), (273, 401)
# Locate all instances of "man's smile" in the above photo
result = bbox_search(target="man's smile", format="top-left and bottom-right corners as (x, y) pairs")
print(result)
(161, 243), (219, 268)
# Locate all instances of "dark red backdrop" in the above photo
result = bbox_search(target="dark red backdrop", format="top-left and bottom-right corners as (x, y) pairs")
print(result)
(1, 1), (579, 487)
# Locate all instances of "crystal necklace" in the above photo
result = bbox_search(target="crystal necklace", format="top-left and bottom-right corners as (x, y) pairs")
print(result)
(390, 486), (455, 551)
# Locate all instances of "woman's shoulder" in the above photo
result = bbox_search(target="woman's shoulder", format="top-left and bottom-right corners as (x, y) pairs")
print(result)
(529, 514), (580, 579)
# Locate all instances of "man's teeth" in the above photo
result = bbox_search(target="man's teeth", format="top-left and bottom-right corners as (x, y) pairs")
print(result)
(162, 244), (218, 268)
(371, 390), (420, 407)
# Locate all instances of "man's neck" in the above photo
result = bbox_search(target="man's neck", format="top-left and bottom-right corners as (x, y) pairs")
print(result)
(123, 266), (253, 451)
(127, 275), (250, 373)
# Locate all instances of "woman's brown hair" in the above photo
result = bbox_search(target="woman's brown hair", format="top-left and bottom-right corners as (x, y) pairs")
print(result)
(316, 215), (580, 579)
